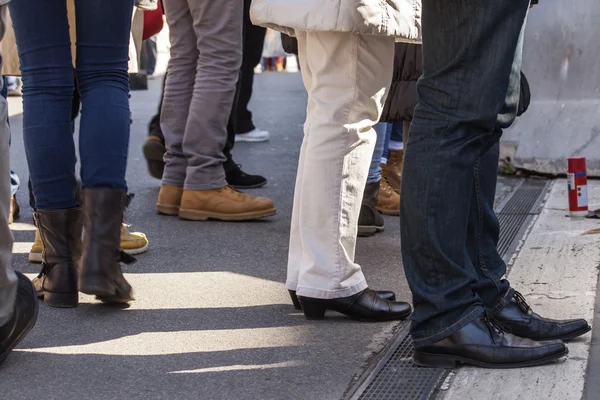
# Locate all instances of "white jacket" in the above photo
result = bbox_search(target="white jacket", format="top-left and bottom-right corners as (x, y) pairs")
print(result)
(250, 0), (421, 43)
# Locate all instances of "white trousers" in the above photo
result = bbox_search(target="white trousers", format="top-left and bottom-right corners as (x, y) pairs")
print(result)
(286, 31), (395, 299)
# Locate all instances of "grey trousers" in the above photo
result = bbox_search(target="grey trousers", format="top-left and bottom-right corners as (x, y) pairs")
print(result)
(0, 3), (16, 327)
(160, 0), (243, 190)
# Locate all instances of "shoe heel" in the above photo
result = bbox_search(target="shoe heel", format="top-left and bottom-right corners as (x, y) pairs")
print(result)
(44, 292), (79, 308)
(288, 290), (302, 310)
(413, 351), (457, 368)
(299, 301), (327, 320)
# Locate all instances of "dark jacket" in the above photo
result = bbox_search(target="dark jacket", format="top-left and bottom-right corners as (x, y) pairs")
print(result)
(381, 43), (422, 123)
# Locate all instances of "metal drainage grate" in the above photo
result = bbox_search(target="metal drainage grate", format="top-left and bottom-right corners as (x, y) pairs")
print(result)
(347, 178), (551, 400)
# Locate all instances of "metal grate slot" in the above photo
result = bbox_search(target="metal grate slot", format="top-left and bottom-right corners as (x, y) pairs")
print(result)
(348, 178), (550, 400)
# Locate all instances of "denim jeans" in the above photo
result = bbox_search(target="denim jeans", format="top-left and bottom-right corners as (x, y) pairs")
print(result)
(9, 0), (133, 210)
(367, 122), (387, 184)
(401, 0), (529, 347)
(1, 76), (18, 196)
(383, 121), (403, 161)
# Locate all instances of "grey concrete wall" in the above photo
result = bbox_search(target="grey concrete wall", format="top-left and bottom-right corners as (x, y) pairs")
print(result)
(502, 1), (600, 176)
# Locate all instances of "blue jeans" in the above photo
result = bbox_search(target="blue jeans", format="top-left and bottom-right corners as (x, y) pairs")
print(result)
(400, 0), (529, 347)
(382, 121), (403, 161)
(367, 122), (387, 184)
(9, 0), (133, 210)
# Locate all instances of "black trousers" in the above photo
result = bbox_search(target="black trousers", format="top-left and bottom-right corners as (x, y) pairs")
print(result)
(233, 0), (266, 135)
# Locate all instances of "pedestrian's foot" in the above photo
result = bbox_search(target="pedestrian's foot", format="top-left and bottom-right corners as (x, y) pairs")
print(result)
(225, 159), (267, 189)
(288, 289), (396, 311)
(234, 128), (270, 143)
(178, 186), (276, 221)
(494, 291), (591, 342)
(297, 288), (411, 321)
(358, 181), (384, 237)
(120, 224), (149, 255)
(142, 135), (166, 179)
(0, 272), (39, 366)
(376, 177), (400, 216)
(156, 185), (184, 216)
(29, 229), (43, 264)
(413, 314), (568, 369)
(8, 194), (19, 225)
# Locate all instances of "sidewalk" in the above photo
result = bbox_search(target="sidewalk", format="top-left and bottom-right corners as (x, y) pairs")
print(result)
(440, 180), (600, 400)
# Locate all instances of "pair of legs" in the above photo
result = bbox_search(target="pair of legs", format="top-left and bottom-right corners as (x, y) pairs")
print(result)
(402, 0), (537, 343)
(287, 31), (395, 299)
(10, 0), (135, 306)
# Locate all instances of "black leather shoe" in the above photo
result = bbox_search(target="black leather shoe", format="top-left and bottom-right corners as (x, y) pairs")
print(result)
(224, 159), (267, 189)
(0, 272), (39, 366)
(494, 291), (591, 342)
(288, 289), (396, 310)
(297, 288), (411, 321)
(32, 209), (83, 308)
(413, 314), (568, 369)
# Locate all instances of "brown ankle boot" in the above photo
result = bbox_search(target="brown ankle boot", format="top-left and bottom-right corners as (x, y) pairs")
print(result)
(377, 178), (400, 216)
(386, 149), (404, 192)
(80, 189), (134, 304)
(32, 208), (82, 308)
(179, 186), (276, 221)
(157, 185), (184, 215)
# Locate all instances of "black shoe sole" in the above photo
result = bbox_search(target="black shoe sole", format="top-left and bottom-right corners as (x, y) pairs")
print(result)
(358, 225), (384, 237)
(535, 326), (592, 342)
(0, 277), (39, 366)
(413, 348), (569, 369)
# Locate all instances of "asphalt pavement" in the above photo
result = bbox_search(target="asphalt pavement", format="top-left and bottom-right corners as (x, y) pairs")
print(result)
(2, 71), (414, 400)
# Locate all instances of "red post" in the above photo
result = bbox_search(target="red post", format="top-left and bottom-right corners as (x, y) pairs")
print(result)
(567, 157), (588, 218)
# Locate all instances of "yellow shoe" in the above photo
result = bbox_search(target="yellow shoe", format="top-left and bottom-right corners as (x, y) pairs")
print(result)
(120, 224), (149, 255)
(29, 228), (43, 263)
(179, 186), (276, 221)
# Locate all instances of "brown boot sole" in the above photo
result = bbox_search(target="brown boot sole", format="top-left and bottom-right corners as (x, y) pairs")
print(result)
(156, 203), (180, 216)
(377, 207), (400, 217)
(179, 207), (277, 221)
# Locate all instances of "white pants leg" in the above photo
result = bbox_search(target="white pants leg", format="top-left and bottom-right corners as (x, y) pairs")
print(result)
(287, 30), (395, 299)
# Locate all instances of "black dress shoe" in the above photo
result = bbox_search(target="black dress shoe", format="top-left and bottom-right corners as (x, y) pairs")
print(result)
(288, 289), (396, 310)
(297, 288), (411, 321)
(224, 160), (267, 189)
(413, 314), (568, 369)
(0, 272), (39, 366)
(494, 291), (591, 342)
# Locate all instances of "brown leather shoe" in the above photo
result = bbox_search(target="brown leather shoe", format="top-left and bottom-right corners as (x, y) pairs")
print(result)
(179, 186), (276, 221)
(386, 149), (404, 192)
(377, 177), (400, 216)
(156, 185), (184, 216)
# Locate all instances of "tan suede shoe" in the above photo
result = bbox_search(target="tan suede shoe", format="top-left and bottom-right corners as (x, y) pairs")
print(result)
(377, 177), (400, 216)
(156, 185), (184, 215)
(179, 186), (276, 221)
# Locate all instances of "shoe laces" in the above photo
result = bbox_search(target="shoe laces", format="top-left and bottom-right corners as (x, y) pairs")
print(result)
(482, 312), (512, 343)
(513, 291), (532, 314)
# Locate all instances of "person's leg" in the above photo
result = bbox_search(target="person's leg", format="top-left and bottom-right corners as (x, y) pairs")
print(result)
(234, 0), (267, 136)
(75, 0), (135, 304)
(386, 121), (404, 191)
(293, 31), (394, 299)
(145, 35), (158, 77)
(401, 0), (530, 346)
(381, 122), (392, 164)
(10, 0), (78, 210)
(0, 74), (16, 327)
(160, 0), (198, 191)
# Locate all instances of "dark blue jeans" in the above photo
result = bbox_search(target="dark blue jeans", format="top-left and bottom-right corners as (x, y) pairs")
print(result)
(401, 0), (529, 347)
(9, 0), (133, 210)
